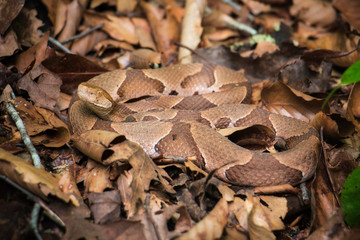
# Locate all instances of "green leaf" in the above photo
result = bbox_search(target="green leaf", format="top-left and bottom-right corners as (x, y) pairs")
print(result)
(341, 60), (360, 85)
(341, 166), (360, 228)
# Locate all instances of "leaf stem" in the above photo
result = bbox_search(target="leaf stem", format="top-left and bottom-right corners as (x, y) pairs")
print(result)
(321, 84), (341, 110)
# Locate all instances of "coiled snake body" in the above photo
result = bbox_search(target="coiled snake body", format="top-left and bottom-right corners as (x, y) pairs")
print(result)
(69, 63), (320, 186)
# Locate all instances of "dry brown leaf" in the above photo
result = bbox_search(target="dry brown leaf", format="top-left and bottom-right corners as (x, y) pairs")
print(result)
(56, 92), (72, 111)
(0, 148), (78, 206)
(132, 18), (157, 50)
(261, 81), (323, 122)
(129, 49), (162, 68)
(84, 160), (113, 193)
(290, 0), (336, 28)
(308, 209), (349, 239)
(311, 111), (354, 139)
(257, 196), (287, 230)
(228, 197), (249, 230)
(70, 28), (107, 55)
(178, 0), (207, 63)
(346, 82), (360, 132)
(72, 130), (127, 164)
(116, 0), (137, 13)
(90, 0), (116, 8)
(254, 14), (292, 33)
(116, 170), (133, 213)
(0, 0), (24, 34)
(310, 146), (340, 230)
(177, 198), (229, 240)
(203, 29), (239, 43)
(17, 64), (62, 110)
(327, 146), (358, 196)
(73, 131), (175, 216)
(88, 190), (121, 224)
(84, 10), (138, 44)
(58, 170), (82, 197)
(0, 29), (20, 57)
(1, 97), (70, 148)
(126, 141), (175, 217)
(333, 0), (360, 32)
(55, 0), (88, 43)
(14, 32), (49, 72)
(184, 159), (208, 177)
(141, 1), (179, 63)
(248, 202), (276, 240)
(242, 0), (272, 15)
(305, 32), (360, 68)
(12, 8), (43, 47)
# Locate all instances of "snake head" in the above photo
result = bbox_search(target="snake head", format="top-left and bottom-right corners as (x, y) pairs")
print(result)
(77, 82), (115, 119)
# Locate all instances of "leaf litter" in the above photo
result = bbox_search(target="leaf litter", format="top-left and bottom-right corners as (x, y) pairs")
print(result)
(1, 0), (360, 239)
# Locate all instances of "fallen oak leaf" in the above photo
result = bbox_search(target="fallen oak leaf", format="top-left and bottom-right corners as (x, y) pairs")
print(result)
(17, 64), (62, 111)
(261, 81), (323, 122)
(72, 130), (175, 217)
(1, 97), (70, 148)
(177, 198), (228, 240)
(0, 148), (79, 206)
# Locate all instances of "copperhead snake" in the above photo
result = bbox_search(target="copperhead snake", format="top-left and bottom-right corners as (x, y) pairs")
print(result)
(69, 63), (320, 187)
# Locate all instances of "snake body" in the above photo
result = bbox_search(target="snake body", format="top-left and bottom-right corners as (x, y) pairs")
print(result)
(69, 63), (320, 186)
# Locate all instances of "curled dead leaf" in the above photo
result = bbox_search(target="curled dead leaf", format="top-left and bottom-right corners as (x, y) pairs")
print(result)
(311, 111), (354, 139)
(261, 81), (323, 122)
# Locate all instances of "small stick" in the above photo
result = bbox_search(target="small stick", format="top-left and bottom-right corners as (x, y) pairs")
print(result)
(60, 24), (104, 44)
(48, 36), (72, 54)
(6, 96), (41, 168)
(299, 182), (309, 202)
(0, 175), (65, 228)
(174, 42), (213, 64)
(30, 203), (42, 240)
(222, 0), (242, 12)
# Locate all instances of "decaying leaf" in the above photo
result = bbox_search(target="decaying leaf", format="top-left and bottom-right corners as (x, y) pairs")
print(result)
(17, 64), (62, 111)
(84, 160), (113, 193)
(177, 198), (228, 240)
(0, 29), (21, 57)
(261, 81), (323, 122)
(0, 148), (78, 206)
(88, 190), (121, 224)
(1, 97), (70, 148)
(178, 0), (206, 63)
(0, 0), (24, 35)
(346, 82), (360, 131)
(333, 0), (360, 32)
(14, 32), (49, 73)
(73, 129), (175, 216)
(84, 10), (138, 44)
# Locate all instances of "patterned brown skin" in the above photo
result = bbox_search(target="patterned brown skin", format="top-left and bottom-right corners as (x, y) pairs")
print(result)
(70, 63), (320, 187)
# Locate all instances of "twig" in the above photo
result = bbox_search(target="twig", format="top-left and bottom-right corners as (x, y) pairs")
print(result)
(320, 126), (341, 206)
(6, 98), (41, 168)
(60, 24), (104, 44)
(205, 7), (257, 35)
(0, 175), (65, 228)
(174, 42), (213, 65)
(222, 0), (241, 12)
(299, 182), (309, 202)
(48, 36), (72, 54)
(30, 203), (42, 240)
